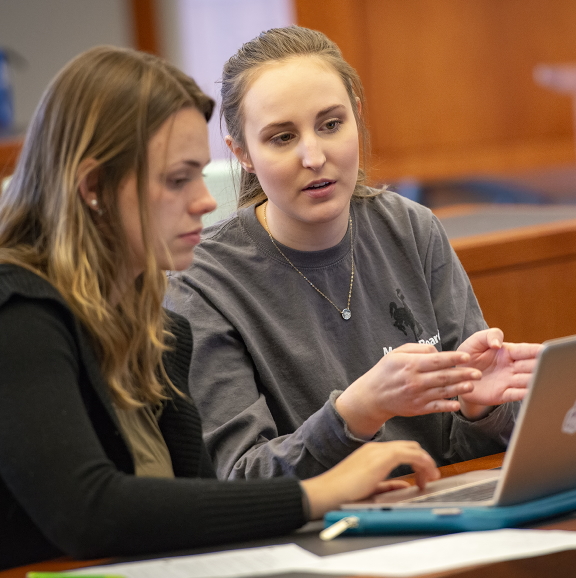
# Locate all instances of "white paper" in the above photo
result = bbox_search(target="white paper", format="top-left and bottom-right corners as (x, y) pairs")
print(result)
(67, 529), (576, 578)
(315, 529), (576, 577)
(67, 543), (320, 578)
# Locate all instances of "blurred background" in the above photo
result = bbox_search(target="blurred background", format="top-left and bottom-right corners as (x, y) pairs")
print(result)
(2, 0), (576, 342)
(2, 1), (576, 181)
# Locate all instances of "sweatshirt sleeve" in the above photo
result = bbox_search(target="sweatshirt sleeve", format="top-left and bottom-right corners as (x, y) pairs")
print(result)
(425, 214), (519, 457)
(165, 276), (366, 480)
(0, 296), (305, 561)
(426, 214), (488, 350)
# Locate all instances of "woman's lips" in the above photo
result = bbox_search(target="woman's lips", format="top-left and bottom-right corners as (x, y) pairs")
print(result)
(178, 230), (202, 245)
(302, 180), (336, 198)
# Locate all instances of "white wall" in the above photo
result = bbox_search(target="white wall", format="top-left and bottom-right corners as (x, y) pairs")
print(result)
(158, 0), (295, 160)
(0, 0), (132, 130)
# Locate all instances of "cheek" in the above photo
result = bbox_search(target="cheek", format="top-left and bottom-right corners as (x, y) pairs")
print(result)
(253, 153), (293, 189)
(149, 198), (177, 240)
(335, 139), (360, 185)
(339, 132), (360, 165)
(247, 138), (291, 180)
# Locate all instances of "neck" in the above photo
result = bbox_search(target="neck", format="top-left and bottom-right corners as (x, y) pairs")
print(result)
(257, 201), (350, 251)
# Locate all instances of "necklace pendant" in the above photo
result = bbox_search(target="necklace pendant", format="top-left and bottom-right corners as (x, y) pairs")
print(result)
(341, 308), (351, 320)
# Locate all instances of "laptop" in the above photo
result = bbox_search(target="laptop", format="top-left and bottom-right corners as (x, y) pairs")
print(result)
(341, 333), (576, 510)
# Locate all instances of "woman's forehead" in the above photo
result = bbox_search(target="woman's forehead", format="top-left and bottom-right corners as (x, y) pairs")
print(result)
(242, 57), (350, 123)
(247, 55), (340, 92)
(147, 108), (210, 169)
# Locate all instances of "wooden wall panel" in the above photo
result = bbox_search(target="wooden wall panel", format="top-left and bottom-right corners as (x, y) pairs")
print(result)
(129, 0), (159, 54)
(295, 0), (368, 82)
(296, 0), (576, 182)
(436, 209), (576, 343)
(468, 256), (576, 344)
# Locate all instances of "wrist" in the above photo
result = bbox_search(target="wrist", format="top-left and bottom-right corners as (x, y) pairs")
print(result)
(335, 392), (386, 439)
(301, 474), (339, 520)
(458, 397), (494, 421)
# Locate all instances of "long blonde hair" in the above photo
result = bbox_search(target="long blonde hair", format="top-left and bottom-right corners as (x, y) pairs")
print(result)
(0, 46), (214, 408)
(220, 26), (375, 208)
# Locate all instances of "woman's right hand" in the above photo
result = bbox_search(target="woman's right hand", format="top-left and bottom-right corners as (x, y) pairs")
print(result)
(301, 440), (439, 519)
(335, 344), (482, 439)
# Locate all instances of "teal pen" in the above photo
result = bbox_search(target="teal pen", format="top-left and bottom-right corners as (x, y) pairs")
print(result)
(26, 572), (126, 578)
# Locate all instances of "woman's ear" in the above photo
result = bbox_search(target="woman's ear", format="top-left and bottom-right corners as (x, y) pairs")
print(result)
(225, 135), (255, 174)
(355, 96), (362, 116)
(77, 158), (102, 214)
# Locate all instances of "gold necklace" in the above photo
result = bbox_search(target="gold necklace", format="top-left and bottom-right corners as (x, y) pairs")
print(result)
(263, 203), (355, 320)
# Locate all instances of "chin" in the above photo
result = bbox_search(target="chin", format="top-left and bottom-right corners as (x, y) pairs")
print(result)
(306, 199), (351, 223)
(170, 256), (195, 272)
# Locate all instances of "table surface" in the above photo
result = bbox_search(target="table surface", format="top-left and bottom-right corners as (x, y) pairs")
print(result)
(434, 203), (576, 239)
(4, 452), (576, 578)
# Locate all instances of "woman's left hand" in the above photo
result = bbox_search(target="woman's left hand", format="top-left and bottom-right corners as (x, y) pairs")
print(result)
(456, 328), (543, 420)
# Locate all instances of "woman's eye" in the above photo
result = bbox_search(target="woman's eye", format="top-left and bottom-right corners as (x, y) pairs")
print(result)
(323, 119), (342, 132)
(167, 176), (191, 189)
(270, 132), (294, 146)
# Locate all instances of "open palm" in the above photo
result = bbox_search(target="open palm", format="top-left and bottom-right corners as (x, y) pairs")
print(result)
(457, 329), (542, 407)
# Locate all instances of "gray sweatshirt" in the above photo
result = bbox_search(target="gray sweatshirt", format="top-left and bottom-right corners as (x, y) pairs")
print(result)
(166, 191), (518, 480)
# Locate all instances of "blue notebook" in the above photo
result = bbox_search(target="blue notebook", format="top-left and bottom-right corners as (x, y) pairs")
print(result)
(324, 486), (576, 535)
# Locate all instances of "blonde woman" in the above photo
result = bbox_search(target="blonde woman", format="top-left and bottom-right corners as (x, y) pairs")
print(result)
(0, 46), (440, 570)
(166, 26), (541, 481)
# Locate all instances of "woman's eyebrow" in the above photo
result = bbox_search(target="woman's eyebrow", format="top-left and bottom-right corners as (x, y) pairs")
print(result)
(161, 159), (210, 175)
(258, 120), (293, 136)
(181, 159), (211, 169)
(316, 104), (346, 118)
(184, 159), (206, 168)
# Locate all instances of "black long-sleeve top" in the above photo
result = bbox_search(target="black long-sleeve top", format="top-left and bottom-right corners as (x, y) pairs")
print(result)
(0, 265), (305, 570)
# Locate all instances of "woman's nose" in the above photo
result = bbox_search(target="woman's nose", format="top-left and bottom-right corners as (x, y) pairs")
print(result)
(300, 135), (326, 170)
(189, 180), (217, 216)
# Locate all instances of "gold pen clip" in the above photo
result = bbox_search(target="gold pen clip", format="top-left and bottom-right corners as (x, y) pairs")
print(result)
(320, 515), (360, 541)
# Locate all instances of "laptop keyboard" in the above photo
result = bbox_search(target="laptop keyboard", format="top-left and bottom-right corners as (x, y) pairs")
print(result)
(408, 479), (499, 504)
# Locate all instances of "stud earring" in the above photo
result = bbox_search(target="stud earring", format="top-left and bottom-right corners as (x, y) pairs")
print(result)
(89, 198), (103, 216)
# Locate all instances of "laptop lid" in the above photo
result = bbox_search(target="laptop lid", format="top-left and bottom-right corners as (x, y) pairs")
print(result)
(495, 333), (576, 505)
